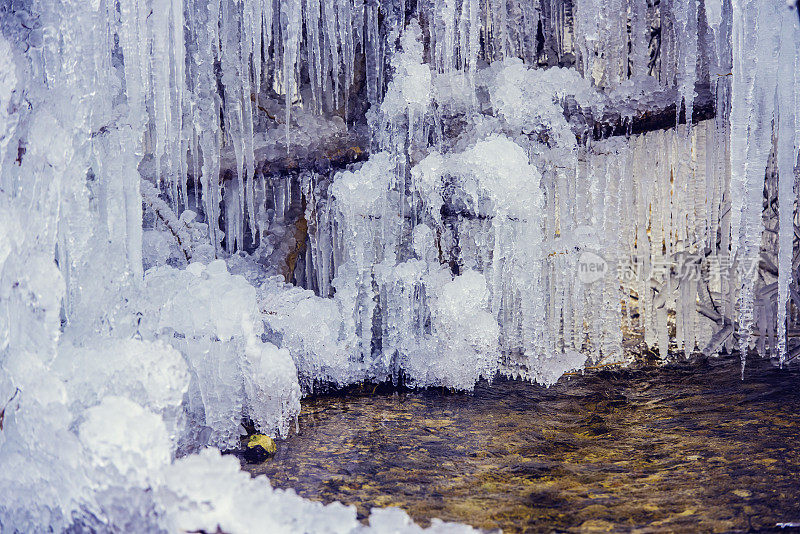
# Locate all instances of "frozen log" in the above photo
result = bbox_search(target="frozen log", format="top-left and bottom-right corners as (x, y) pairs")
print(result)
(595, 84), (715, 140)
(217, 82), (716, 180)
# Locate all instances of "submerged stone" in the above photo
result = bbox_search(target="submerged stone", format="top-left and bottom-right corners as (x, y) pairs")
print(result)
(244, 434), (277, 463)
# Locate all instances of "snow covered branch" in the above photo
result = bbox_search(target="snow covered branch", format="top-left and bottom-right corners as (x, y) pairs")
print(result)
(140, 179), (193, 263)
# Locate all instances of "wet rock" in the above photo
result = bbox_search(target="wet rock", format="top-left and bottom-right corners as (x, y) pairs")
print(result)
(243, 434), (276, 463)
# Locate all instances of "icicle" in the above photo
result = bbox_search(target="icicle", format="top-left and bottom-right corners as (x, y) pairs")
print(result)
(117, 0), (151, 281)
(434, 0), (457, 72)
(675, 0), (698, 129)
(732, 0), (779, 366)
(467, 0), (479, 91)
(219, 1), (244, 251)
(150, 0), (173, 188)
(776, 13), (800, 363)
(192, 0), (223, 255)
(337, 0), (354, 114)
(322, 0), (341, 109)
(282, 0), (302, 149)
(171, 0), (186, 210)
(304, 0), (323, 111)
(262, 0), (274, 95)
(728, 0), (750, 261)
(629, 0), (649, 79)
(365, 3), (381, 106)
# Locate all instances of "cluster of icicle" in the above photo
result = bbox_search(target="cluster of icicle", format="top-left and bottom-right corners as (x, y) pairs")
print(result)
(571, 0), (800, 368)
(0, 0), (478, 531)
(1, 0), (800, 530)
(304, 0), (800, 384)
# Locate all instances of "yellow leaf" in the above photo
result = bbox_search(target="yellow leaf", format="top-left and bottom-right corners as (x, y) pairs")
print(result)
(248, 434), (277, 454)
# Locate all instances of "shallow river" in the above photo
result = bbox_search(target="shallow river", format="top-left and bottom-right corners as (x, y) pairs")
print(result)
(242, 355), (800, 532)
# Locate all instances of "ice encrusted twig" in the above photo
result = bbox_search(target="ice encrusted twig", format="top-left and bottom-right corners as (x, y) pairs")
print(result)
(140, 179), (192, 263)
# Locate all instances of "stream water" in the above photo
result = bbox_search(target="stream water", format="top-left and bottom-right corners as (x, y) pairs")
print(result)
(242, 355), (800, 532)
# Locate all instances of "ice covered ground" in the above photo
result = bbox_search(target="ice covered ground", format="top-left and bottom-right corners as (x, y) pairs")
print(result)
(1, 0), (799, 531)
(0, 241), (479, 532)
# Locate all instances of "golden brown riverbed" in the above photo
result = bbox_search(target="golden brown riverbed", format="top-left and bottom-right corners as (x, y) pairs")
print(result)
(242, 355), (800, 532)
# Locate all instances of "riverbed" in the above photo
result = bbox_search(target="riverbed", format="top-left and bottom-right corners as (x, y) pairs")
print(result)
(242, 355), (800, 532)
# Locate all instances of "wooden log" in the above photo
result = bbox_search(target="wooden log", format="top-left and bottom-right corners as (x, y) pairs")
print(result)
(573, 82), (716, 142)
(233, 81), (715, 179)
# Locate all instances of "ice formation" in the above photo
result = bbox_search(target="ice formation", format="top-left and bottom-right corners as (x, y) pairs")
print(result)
(134, 260), (302, 448)
(1, 0), (799, 530)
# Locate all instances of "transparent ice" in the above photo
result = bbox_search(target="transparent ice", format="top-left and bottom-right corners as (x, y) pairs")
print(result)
(0, 0), (798, 531)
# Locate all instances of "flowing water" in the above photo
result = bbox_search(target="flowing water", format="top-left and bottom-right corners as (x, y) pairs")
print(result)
(242, 355), (800, 532)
